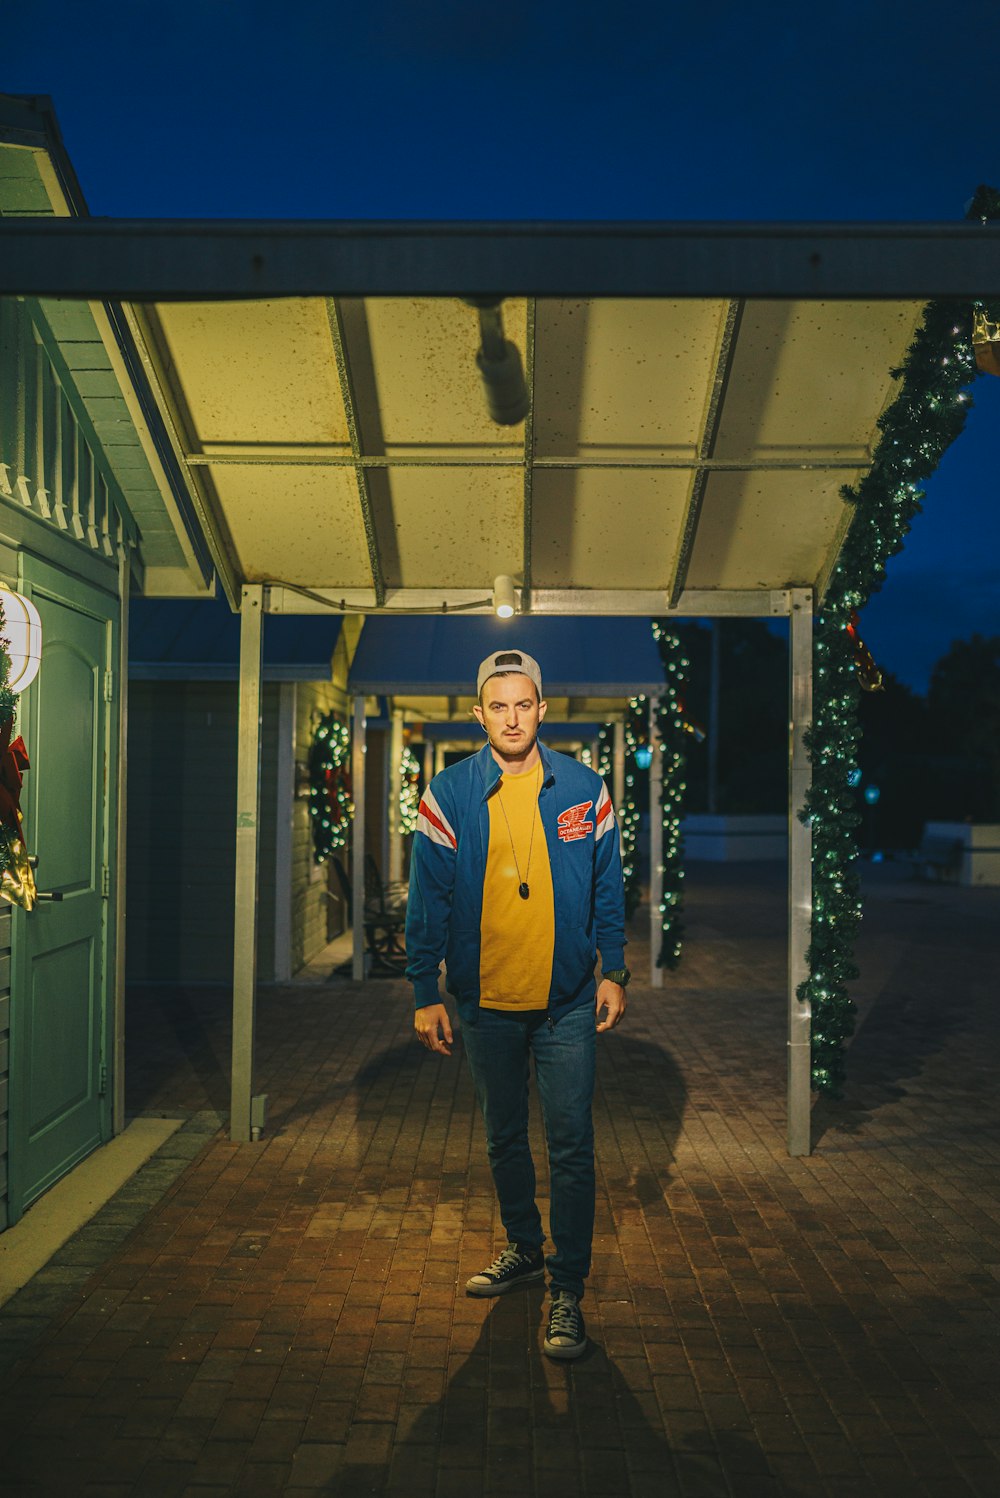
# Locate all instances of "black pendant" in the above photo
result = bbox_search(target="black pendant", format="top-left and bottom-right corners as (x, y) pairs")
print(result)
(518, 882), (530, 900)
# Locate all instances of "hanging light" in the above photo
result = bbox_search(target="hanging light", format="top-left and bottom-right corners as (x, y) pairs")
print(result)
(0, 587), (42, 692)
(493, 575), (517, 619)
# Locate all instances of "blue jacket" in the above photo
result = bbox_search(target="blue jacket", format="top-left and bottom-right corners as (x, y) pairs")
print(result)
(405, 741), (626, 1023)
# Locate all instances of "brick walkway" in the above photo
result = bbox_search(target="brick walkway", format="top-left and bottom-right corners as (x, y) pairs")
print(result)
(0, 862), (998, 1497)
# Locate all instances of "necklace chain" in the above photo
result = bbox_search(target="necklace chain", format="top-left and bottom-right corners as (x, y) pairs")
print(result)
(495, 765), (540, 898)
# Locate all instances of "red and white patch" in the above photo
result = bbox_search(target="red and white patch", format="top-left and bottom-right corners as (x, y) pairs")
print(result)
(557, 800), (594, 843)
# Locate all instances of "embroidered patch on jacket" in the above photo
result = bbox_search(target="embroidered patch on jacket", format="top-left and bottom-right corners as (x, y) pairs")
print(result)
(557, 800), (594, 842)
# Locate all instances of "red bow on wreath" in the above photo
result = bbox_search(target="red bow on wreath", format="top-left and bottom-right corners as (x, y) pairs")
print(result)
(0, 715), (28, 835)
(0, 713), (35, 910)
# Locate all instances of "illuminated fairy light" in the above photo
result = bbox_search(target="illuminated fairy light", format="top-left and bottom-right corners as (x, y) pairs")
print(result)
(399, 745), (421, 835)
(651, 622), (689, 969)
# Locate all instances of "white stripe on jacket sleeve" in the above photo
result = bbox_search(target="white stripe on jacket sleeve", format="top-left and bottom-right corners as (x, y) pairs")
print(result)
(594, 783), (616, 842)
(416, 785), (457, 850)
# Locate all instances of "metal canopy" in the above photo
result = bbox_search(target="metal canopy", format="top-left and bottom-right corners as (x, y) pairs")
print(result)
(106, 292), (926, 620)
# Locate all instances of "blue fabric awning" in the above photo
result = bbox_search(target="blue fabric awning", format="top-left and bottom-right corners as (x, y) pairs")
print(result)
(129, 597), (343, 682)
(347, 616), (664, 696)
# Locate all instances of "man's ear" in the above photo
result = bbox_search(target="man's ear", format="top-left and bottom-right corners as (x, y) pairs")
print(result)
(472, 703), (485, 728)
(537, 698), (548, 722)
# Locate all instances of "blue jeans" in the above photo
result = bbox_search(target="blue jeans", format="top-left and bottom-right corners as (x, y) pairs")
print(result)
(461, 1003), (596, 1299)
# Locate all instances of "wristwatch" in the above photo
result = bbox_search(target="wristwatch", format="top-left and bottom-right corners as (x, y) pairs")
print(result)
(602, 966), (631, 988)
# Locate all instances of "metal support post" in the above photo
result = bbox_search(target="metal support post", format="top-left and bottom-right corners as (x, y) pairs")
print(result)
(112, 553), (130, 1136)
(230, 585), (264, 1143)
(648, 695), (664, 990)
(388, 708), (405, 885)
(788, 588), (814, 1157)
(352, 694), (367, 982)
(708, 621), (721, 815)
(434, 744), (445, 777)
(613, 721), (626, 856)
(273, 683), (295, 983)
(423, 739), (434, 787)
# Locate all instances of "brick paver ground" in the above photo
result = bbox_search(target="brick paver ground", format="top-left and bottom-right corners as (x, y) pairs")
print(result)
(0, 861), (998, 1497)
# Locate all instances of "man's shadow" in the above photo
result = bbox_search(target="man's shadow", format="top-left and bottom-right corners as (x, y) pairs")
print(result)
(325, 1292), (808, 1497)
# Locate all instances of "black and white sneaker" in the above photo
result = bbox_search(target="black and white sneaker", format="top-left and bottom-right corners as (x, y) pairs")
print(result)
(465, 1245), (545, 1297)
(543, 1290), (587, 1359)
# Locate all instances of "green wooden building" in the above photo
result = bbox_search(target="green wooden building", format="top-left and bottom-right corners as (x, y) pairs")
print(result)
(0, 97), (215, 1227)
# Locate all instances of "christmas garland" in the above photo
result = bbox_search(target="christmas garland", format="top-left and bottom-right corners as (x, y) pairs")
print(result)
(802, 184), (1000, 1096)
(621, 699), (644, 917)
(308, 711), (353, 861)
(651, 622), (690, 968)
(597, 721), (642, 916)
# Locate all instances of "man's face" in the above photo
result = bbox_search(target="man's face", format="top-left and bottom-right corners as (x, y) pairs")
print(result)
(473, 673), (547, 762)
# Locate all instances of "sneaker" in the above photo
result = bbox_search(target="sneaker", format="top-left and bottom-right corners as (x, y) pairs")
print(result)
(465, 1245), (545, 1297)
(543, 1290), (587, 1359)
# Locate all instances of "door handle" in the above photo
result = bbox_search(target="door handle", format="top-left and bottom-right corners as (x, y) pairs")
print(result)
(25, 854), (63, 902)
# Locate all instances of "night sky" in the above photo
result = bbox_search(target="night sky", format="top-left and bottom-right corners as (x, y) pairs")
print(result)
(8, 0), (1000, 690)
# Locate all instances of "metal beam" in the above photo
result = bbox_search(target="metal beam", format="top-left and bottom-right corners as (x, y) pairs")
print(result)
(3, 219), (999, 299)
(230, 585), (264, 1143)
(351, 694), (367, 982)
(182, 451), (879, 471)
(522, 297), (536, 603)
(648, 695), (664, 991)
(668, 299), (744, 607)
(326, 300), (386, 607)
(264, 584), (794, 617)
(787, 588), (814, 1157)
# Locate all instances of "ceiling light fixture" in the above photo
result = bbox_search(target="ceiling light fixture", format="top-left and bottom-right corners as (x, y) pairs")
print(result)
(493, 575), (517, 619)
(463, 298), (529, 426)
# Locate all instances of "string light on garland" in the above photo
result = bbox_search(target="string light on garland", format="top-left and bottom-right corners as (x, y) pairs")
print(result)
(579, 744), (593, 769)
(621, 697), (644, 918)
(399, 744), (421, 836)
(800, 182), (1000, 1097)
(308, 710), (353, 862)
(651, 621), (690, 969)
(597, 724), (612, 780)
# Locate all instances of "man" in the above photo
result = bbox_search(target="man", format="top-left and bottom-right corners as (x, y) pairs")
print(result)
(406, 647), (629, 1360)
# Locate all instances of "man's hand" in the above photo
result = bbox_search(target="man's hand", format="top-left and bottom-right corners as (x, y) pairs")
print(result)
(415, 1002), (454, 1056)
(595, 979), (627, 1033)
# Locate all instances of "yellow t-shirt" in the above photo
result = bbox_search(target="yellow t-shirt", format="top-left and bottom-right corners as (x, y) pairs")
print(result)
(479, 761), (555, 1011)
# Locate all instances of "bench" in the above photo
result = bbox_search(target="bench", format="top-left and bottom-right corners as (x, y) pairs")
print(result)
(331, 855), (408, 974)
(907, 834), (963, 883)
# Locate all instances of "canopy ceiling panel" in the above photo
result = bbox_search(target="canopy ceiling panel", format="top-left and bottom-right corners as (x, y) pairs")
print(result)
(362, 296), (527, 454)
(153, 299), (351, 449)
(686, 471), (853, 590)
(212, 464), (373, 586)
(377, 466), (522, 589)
(531, 467), (692, 589)
(128, 291), (925, 612)
(714, 301), (920, 461)
(532, 298), (726, 456)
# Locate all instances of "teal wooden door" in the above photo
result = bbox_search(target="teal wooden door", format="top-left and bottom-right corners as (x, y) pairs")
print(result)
(8, 560), (117, 1218)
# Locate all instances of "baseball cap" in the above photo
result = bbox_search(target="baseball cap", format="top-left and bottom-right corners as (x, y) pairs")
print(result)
(476, 648), (543, 700)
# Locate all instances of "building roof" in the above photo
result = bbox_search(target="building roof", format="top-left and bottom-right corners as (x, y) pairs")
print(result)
(129, 597), (342, 681)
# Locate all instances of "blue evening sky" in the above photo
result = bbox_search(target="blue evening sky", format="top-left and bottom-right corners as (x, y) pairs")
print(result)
(8, 0), (1000, 690)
